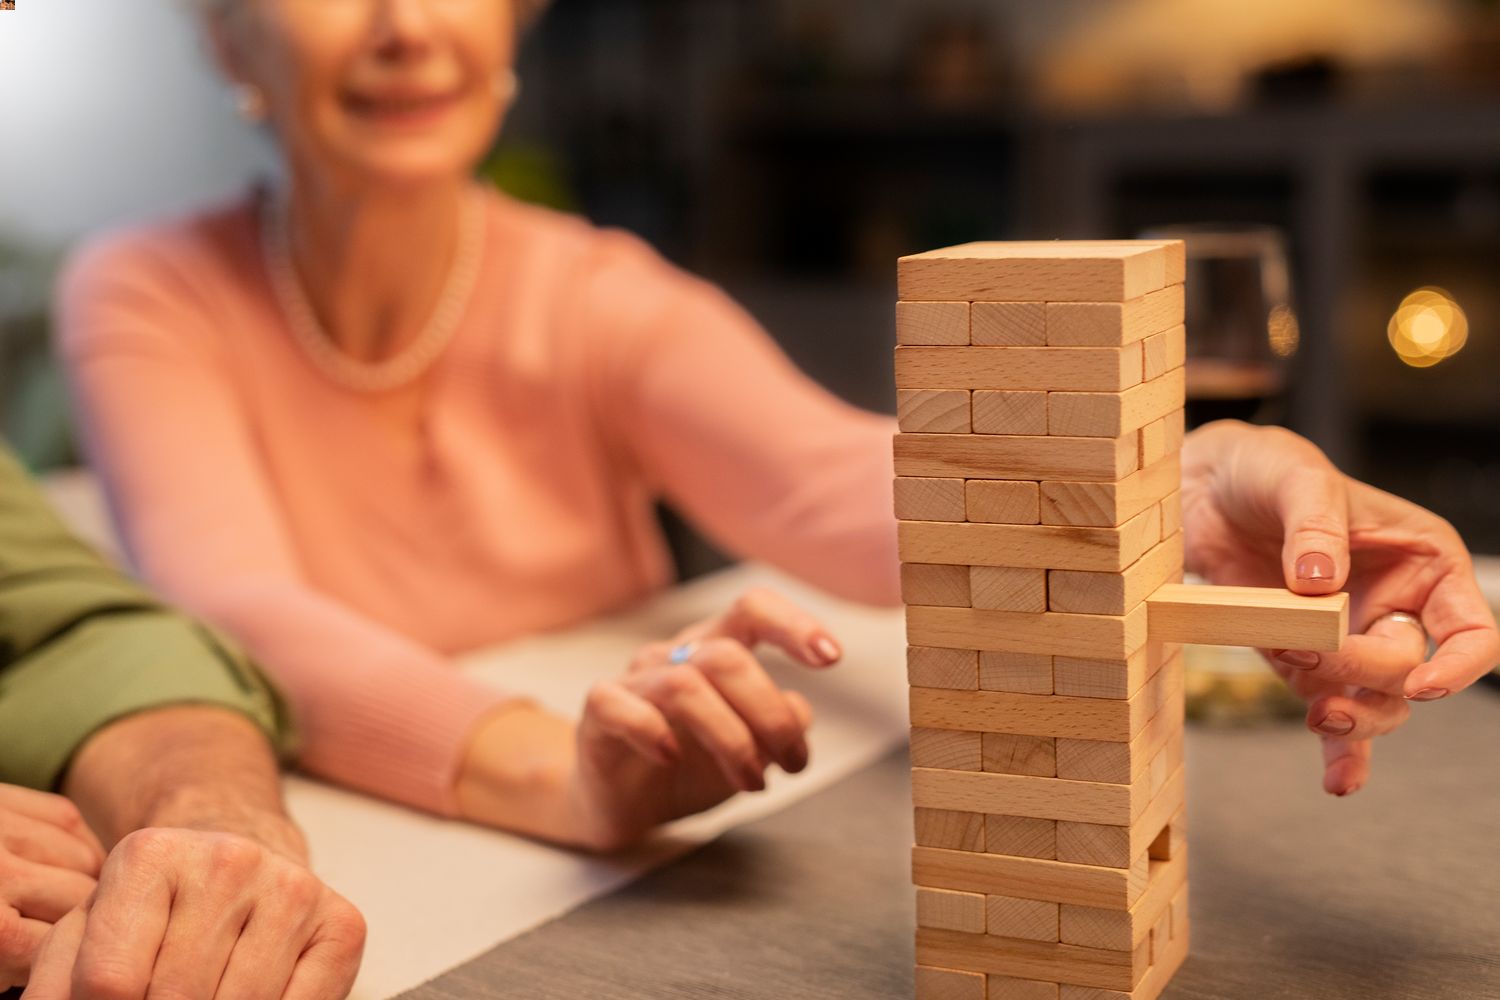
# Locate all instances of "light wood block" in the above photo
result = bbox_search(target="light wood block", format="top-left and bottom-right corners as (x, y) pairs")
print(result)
(1057, 919), (1188, 1000)
(911, 762), (1161, 827)
(1136, 417), (1167, 469)
(904, 563), (973, 608)
(1046, 285), (1185, 347)
(1160, 409), (1185, 455)
(985, 815), (1056, 859)
(1157, 491), (1181, 540)
(899, 301), (970, 346)
(916, 927), (1147, 992)
(911, 686), (1147, 742)
(899, 507), (1161, 573)
(919, 887), (988, 933)
(916, 965), (986, 1000)
(979, 652), (1054, 695)
(907, 603), (1149, 661)
(1053, 641), (1177, 701)
(916, 808), (986, 852)
(894, 433), (1137, 482)
(897, 477), (967, 522)
(1149, 809), (1186, 862)
(1056, 767), (1185, 869)
(966, 480), (1042, 525)
(899, 242), (1171, 304)
(972, 391), (1049, 437)
(986, 975), (1058, 1000)
(971, 567), (1047, 613)
(909, 646), (979, 690)
(1140, 325), (1186, 381)
(987, 894), (1060, 942)
(973, 302), (1047, 346)
(913, 728), (985, 771)
(1146, 584), (1348, 651)
(1056, 682), (1183, 785)
(982, 733), (1057, 777)
(1041, 454), (1180, 528)
(1060, 850), (1188, 952)
(1047, 369), (1186, 439)
(901, 390), (973, 434)
(895, 346), (1144, 393)
(1169, 884), (1188, 941)
(1049, 533), (1184, 617)
(912, 846), (1150, 911)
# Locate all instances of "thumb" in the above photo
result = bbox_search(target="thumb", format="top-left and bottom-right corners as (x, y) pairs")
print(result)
(1275, 466), (1351, 595)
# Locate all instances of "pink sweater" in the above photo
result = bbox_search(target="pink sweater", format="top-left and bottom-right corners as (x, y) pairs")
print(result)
(57, 188), (900, 816)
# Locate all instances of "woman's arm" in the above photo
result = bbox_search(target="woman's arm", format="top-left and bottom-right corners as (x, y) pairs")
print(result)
(581, 234), (901, 606)
(55, 236), (507, 816)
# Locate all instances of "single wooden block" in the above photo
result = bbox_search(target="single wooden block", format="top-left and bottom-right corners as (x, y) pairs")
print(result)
(918, 887), (988, 933)
(895, 345), (1144, 393)
(1053, 641), (1178, 701)
(973, 302), (1048, 346)
(904, 563), (973, 608)
(1148, 808), (1186, 862)
(1140, 325), (1186, 382)
(907, 603), (1149, 661)
(1169, 883), (1188, 941)
(987, 894), (1060, 942)
(916, 808), (986, 852)
(913, 727), (985, 771)
(1136, 417), (1168, 469)
(916, 965), (986, 1000)
(909, 646), (979, 690)
(1047, 369), (1186, 439)
(982, 733), (1057, 777)
(1049, 533), (1184, 617)
(911, 686), (1144, 742)
(899, 507), (1161, 573)
(911, 762), (1161, 827)
(966, 480), (1041, 525)
(1041, 454), (1180, 528)
(897, 477), (968, 522)
(899, 300), (971, 346)
(972, 391), (1049, 437)
(979, 651), (1054, 695)
(985, 975), (1059, 1000)
(894, 432), (1137, 482)
(1057, 920), (1187, 1000)
(1056, 767), (1185, 869)
(1157, 490), (1181, 540)
(915, 927), (1147, 992)
(971, 567), (1048, 613)
(985, 815), (1056, 859)
(912, 845), (1149, 911)
(1160, 409), (1185, 455)
(1055, 679), (1183, 785)
(901, 390), (973, 434)
(1146, 583), (1349, 651)
(1060, 849), (1188, 952)
(1046, 285), (1185, 347)
(898, 242), (1172, 304)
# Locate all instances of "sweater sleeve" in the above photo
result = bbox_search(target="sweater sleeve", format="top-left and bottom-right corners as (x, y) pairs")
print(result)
(581, 232), (901, 607)
(54, 234), (509, 817)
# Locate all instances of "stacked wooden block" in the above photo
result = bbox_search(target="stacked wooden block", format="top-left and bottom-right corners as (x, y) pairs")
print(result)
(896, 241), (1190, 1000)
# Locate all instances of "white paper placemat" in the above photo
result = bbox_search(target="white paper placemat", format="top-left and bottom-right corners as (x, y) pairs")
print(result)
(281, 564), (907, 999)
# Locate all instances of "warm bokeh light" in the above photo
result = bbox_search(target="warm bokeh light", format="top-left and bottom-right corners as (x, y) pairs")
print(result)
(1267, 304), (1300, 359)
(1387, 286), (1468, 368)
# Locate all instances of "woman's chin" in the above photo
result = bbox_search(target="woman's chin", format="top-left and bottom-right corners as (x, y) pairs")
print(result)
(332, 148), (484, 190)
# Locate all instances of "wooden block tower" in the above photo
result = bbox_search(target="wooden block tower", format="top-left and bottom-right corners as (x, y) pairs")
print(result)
(894, 241), (1347, 1000)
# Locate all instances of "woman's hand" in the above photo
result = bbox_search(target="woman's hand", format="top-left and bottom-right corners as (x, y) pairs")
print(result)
(1181, 420), (1500, 795)
(456, 589), (841, 852)
(0, 786), (105, 987)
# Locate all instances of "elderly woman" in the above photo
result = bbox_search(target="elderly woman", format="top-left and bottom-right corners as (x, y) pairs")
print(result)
(57, 0), (1497, 849)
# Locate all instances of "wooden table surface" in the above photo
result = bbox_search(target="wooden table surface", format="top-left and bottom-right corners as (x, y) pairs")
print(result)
(403, 685), (1500, 1000)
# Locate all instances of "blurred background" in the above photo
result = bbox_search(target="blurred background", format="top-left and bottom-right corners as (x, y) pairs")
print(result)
(2, 0), (1499, 595)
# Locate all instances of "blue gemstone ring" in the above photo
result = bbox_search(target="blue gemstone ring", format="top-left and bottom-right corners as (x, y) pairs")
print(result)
(668, 642), (699, 666)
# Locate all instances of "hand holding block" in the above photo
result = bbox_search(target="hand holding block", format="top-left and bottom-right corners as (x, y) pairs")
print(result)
(1145, 583), (1348, 651)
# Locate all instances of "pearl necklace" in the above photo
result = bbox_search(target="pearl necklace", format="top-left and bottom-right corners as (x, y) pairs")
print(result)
(260, 186), (486, 393)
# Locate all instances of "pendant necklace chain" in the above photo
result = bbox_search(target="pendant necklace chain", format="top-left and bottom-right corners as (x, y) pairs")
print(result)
(261, 186), (486, 393)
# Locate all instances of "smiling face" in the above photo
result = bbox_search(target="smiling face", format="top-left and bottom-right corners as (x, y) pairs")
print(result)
(211, 0), (517, 187)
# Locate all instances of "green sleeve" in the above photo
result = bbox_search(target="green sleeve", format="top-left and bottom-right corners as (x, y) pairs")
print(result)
(0, 445), (295, 789)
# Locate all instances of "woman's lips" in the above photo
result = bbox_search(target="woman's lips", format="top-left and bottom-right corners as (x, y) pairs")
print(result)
(344, 89), (462, 128)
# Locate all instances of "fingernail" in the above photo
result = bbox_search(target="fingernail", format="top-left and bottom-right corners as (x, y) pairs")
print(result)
(1275, 650), (1320, 670)
(1295, 552), (1336, 582)
(1315, 712), (1354, 736)
(813, 635), (841, 664)
(785, 745), (808, 773)
(1408, 687), (1449, 702)
(1335, 782), (1362, 797)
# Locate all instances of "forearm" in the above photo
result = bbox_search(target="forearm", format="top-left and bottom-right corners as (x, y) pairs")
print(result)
(453, 702), (588, 848)
(63, 705), (306, 862)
